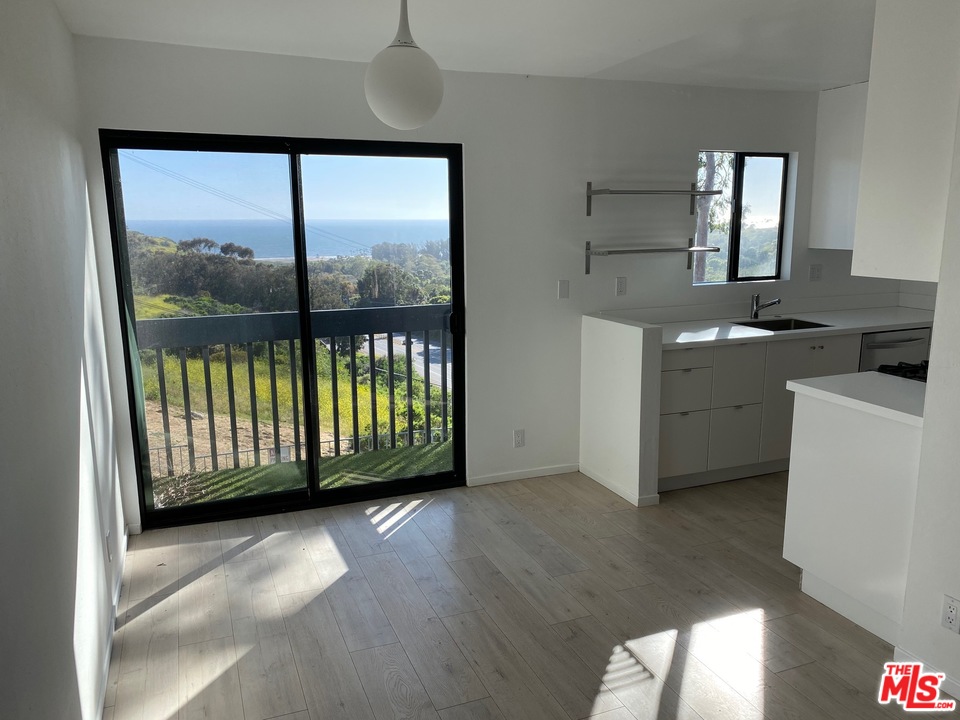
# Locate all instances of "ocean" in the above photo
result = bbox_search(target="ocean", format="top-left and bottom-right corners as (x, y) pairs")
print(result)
(128, 219), (449, 259)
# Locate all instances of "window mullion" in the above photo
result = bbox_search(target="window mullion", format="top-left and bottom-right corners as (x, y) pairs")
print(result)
(729, 152), (746, 282)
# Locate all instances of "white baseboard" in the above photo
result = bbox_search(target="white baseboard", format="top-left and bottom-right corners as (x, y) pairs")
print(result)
(578, 464), (660, 507)
(800, 571), (900, 645)
(127, 523), (142, 535)
(468, 464), (578, 487)
(894, 646), (960, 703)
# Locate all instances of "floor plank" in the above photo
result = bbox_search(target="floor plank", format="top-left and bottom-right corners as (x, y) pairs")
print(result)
(298, 519), (398, 651)
(109, 471), (908, 720)
(351, 642), (441, 720)
(257, 513), (323, 596)
(359, 551), (487, 710)
(552, 615), (704, 720)
(456, 509), (590, 624)
(508, 495), (651, 591)
(224, 558), (306, 720)
(451, 554), (622, 718)
(442, 610), (569, 720)
(412, 500), (485, 562)
(438, 698), (506, 720)
(280, 590), (376, 720)
(177, 636), (245, 720)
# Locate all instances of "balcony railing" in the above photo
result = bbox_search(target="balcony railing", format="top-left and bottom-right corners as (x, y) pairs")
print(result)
(135, 305), (452, 478)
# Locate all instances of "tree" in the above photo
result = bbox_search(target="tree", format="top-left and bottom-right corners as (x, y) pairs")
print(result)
(355, 262), (424, 307)
(372, 242), (417, 268)
(693, 151), (734, 283)
(177, 237), (219, 253)
(220, 242), (255, 260)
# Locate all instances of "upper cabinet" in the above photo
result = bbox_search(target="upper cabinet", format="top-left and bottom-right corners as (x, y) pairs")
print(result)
(851, 0), (960, 282)
(809, 82), (868, 251)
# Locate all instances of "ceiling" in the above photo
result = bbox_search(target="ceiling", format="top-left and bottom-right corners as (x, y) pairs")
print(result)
(53, 0), (876, 91)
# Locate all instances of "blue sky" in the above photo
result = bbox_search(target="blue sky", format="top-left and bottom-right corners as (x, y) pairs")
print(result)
(118, 150), (450, 221)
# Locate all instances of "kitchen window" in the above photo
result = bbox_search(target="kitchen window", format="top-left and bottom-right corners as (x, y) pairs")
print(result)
(693, 151), (788, 284)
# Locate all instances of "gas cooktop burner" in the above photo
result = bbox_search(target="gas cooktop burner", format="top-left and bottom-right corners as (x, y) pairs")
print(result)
(876, 360), (928, 383)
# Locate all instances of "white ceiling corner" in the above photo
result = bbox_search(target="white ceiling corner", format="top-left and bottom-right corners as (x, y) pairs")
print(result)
(54, 0), (876, 91)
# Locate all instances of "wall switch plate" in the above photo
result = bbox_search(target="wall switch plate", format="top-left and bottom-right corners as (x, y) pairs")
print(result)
(558, 279), (570, 299)
(615, 276), (627, 296)
(513, 429), (525, 448)
(809, 264), (823, 281)
(942, 594), (960, 633)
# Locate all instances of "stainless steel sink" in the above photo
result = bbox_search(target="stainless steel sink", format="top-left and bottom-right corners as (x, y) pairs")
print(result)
(733, 318), (832, 331)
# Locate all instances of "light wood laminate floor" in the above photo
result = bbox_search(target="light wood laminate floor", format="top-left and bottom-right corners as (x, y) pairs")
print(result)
(103, 472), (932, 720)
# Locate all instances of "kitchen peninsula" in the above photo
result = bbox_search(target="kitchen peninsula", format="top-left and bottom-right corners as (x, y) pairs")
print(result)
(783, 371), (926, 644)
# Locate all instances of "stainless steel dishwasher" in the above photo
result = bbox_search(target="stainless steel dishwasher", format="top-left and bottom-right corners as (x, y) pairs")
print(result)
(859, 327), (932, 371)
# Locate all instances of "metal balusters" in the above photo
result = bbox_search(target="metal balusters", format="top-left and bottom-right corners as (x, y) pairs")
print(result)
(224, 344), (241, 468)
(349, 336), (360, 454)
(201, 346), (219, 471)
(246, 342), (260, 467)
(423, 330), (431, 444)
(155, 348), (174, 476)
(440, 330), (448, 442)
(288, 339), (301, 461)
(387, 332), (397, 448)
(368, 333), (378, 451)
(405, 331), (415, 446)
(178, 348), (196, 472)
(329, 338), (341, 456)
(268, 341), (281, 464)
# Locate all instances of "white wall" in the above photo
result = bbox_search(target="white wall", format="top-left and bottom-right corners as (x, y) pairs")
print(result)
(898, 106), (960, 690)
(75, 37), (901, 488)
(0, 2), (125, 717)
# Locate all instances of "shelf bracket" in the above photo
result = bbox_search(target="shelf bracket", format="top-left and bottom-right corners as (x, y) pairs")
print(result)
(585, 240), (720, 274)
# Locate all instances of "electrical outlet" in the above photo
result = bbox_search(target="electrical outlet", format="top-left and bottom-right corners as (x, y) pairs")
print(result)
(943, 594), (960, 633)
(615, 276), (627, 296)
(513, 429), (525, 448)
(808, 264), (823, 281)
(558, 279), (570, 299)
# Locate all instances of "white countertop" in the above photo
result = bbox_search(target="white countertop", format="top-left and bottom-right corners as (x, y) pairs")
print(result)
(787, 371), (926, 427)
(656, 307), (934, 348)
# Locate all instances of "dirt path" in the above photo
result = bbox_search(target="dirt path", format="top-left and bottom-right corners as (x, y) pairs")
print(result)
(143, 400), (344, 476)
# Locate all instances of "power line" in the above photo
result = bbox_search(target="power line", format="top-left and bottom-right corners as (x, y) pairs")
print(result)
(119, 151), (374, 254)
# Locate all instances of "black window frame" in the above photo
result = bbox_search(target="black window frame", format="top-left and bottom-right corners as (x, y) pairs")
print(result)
(698, 150), (789, 284)
(99, 128), (467, 529)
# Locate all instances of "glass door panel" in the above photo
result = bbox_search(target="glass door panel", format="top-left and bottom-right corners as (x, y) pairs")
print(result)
(299, 154), (455, 489)
(115, 149), (307, 510)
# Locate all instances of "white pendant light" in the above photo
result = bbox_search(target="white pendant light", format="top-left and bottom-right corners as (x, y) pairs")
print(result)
(364, 0), (443, 130)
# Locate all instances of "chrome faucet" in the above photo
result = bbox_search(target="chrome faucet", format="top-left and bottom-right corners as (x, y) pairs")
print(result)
(750, 293), (781, 319)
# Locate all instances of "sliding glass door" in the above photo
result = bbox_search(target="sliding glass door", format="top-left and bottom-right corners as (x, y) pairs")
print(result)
(102, 131), (464, 526)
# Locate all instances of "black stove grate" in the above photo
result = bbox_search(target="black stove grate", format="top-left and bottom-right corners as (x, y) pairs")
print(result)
(876, 360), (928, 382)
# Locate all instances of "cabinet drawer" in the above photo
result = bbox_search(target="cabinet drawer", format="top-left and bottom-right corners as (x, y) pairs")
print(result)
(712, 343), (766, 408)
(662, 346), (715, 371)
(708, 404), (762, 470)
(760, 333), (862, 462)
(659, 410), (710, 478)
(661, 367), (713, 414)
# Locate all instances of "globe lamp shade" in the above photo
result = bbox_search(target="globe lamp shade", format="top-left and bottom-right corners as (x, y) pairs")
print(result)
(365, 44), (443, 130)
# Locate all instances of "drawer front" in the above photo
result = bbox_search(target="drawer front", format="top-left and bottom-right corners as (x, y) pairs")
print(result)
(708, 404), (762, 470)
(659, 410), (710, 478)
(662, 346), (715, 371)
(712, 343), (766, 408)
(661, 367), (713, 414)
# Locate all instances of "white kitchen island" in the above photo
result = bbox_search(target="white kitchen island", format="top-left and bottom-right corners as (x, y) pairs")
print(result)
(784, 371), (926, 643)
